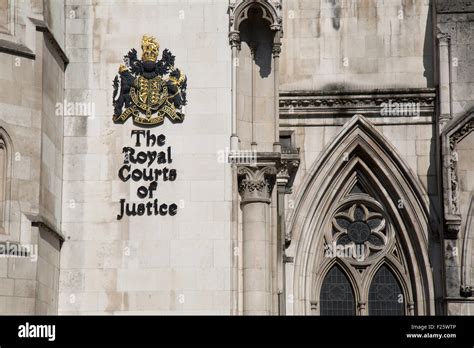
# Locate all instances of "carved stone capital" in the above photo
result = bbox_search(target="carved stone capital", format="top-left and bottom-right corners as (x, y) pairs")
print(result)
(228, 30), (241, 49)
(436, 28), (451, 43)
(237, 165), (277, 204)
(460, 285), (473, 298)
(444, 216), (462, 239)
(272, 42), (282, 58)
(277, 158), (300, 194)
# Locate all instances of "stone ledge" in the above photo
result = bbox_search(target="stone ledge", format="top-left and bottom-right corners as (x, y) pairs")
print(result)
(0, 38), (35, 59)
(27, 214), (65, 244)
(280, 88), (436, 118)
(30, 17), (69, 68)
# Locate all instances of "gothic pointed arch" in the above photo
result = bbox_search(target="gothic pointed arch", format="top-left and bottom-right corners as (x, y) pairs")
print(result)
(229, 0), (282, 33)
(318, 263), (356, 316)
(368, 263), (405, 316)
(288, 114), (436, 315)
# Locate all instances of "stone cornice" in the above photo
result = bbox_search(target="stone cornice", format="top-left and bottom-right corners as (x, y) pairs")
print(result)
(0, 37), (35, 59)
(460, 285), (473, 298)
(280, 88), (436, 119)
(27, 213), (65, 243)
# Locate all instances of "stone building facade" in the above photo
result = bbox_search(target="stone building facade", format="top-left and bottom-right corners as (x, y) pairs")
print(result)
(0, 0), (472, 315)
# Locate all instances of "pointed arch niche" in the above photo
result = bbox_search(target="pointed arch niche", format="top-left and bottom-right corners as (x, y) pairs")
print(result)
(287, 115), (436, 315)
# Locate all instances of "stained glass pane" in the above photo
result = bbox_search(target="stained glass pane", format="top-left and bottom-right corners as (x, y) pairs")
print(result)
(354, 207), (365, 221)
(368, 265), (405, 316)
(320, 266), (355, 316)
(368, 234), (384, 246)
(336, 217), (351, 229)
(337, 234), (352, 246)
(349, 182), (366, 194)
(367, 218), (382, 230)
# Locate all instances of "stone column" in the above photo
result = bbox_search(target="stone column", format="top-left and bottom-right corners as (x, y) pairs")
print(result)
(272, 39), (282, 153)
(250, 42), (258, 151)
(238, 165), (277, 314)
(229, 30), (240, 151)
(437, 30), (451, 128)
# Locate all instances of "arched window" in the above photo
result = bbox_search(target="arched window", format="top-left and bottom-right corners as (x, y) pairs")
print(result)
(368, 265), (405, 315)
(320, 266), (355, 315)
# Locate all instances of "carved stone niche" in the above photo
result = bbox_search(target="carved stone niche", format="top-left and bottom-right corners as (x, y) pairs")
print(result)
(442, 109), (474, 239)
(229, 0), (282, 34)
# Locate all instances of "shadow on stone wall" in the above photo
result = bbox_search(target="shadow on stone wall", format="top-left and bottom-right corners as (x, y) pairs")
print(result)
(240, 6), (273, 78)
(423, 1), (435, 87)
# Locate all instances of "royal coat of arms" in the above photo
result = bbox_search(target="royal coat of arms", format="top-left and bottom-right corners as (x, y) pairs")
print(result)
(112, 35), (187, 126)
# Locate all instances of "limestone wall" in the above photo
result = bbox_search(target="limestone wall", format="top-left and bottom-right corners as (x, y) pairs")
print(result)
(59, 0), (233, 314)
(281, 0), (434, 91)
(279, 0), (443, 314)
(0, 0), (64, 314)
(279, 1), (439, 216)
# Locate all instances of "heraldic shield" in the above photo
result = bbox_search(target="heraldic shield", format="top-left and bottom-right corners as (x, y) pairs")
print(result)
(112, 35), (187, 127)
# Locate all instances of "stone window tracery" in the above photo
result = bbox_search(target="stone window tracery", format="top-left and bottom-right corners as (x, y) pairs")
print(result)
(332, 200), (388, 262)
(317, 190), (409, 315)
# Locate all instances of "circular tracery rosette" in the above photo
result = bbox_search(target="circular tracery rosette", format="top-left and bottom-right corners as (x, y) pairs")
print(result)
(331, 198), (392, 264)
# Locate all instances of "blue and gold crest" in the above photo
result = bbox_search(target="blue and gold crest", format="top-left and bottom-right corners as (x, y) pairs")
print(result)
(112, 35), (187, 127)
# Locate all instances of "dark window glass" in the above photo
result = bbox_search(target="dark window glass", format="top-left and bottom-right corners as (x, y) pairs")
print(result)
(350, 182), (366, 194)
(320, 266), (355, 316)
(280, 134), (293, 153)
(354, 206), (365, 221)
(368, 265), (405, 316)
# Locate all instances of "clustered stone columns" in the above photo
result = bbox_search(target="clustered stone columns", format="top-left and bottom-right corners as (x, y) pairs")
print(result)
(229, 0), (285, 314)
(237, 165), (277, 315)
